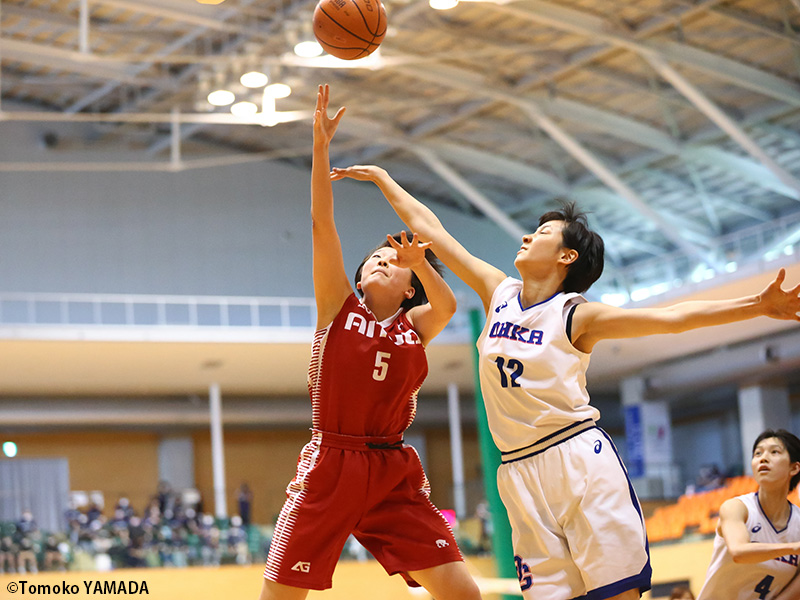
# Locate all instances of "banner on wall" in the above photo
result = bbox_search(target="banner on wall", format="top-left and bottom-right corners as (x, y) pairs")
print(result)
(624, 405), (645, 478)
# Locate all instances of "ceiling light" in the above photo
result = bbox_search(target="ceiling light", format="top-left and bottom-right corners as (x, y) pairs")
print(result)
(207, 89), (235, 106)
(3, 441), (17, 458)
(231, 101), (258, 117)
(294, 40), (323, 58)
(240, 71), (269, 88)
(264, 82), (292, 99)
(430, 0), (458, 9)
(196, 0), (226, 4)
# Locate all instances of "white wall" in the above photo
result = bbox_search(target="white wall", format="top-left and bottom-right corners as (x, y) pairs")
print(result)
(0, 121), (519, 299)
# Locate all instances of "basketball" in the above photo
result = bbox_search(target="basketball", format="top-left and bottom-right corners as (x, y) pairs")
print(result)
(312, 0), (387, 60)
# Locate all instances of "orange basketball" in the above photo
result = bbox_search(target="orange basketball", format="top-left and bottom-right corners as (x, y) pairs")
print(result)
(312, 0), (387, 60)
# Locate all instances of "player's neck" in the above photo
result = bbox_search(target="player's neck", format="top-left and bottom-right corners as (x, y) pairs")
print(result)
(758, 486), (792, 527)
(363, 294), (403, 322)
(519, 274), (563, 308)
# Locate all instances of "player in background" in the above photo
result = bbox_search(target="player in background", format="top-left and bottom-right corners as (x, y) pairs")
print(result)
(698, 429), (800, 600)
(257, 85), (482, 600)
(330, 162), (800, 600)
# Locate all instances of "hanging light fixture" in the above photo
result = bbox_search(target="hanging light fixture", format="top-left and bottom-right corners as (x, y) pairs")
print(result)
(293, 21), (323, 57)
(240, 71), (269, 88)
(231, 101), (259, 117)
(264, 83), (291, 99)
(196, 0), (226, 4)
(207, 89), (235, 106)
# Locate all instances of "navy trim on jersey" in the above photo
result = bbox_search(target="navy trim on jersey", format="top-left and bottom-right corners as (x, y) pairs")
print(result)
(569, 566), (652, 600)
(517, 290), (561, 312)
(566, 303), (578, 343)
(755, 491), (794, 534)
(581, 427), (653, 600)
(501, 419), (594, 457)
(500, 420), (597, 464)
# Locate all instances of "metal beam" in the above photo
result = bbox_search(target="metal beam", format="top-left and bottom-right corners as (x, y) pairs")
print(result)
(411, 147), (528, 241)
(483, 0), (800, 107)
(682, 146), (800, 201)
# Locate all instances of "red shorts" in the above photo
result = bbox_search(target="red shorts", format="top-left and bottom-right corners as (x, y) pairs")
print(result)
(263, 430), (463, 590)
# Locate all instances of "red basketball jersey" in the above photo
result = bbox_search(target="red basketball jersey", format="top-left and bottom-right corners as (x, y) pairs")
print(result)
(308, 294), (427, 436)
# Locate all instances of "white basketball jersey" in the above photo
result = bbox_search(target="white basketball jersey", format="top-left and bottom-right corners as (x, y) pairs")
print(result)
(476, 277), (599, 452)
(698, 493), (800, 600)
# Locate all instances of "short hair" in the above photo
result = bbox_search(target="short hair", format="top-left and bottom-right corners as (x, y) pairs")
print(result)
(753, 429), (800, 492)
(538, 201), (604, 293)
(353, 232), (444, 311)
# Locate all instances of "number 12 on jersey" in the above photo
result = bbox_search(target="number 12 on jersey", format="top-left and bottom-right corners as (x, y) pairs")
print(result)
(495, 356), (523, 388)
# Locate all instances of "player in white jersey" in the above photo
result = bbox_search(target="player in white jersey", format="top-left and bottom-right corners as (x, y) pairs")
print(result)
(698, 429), (800, 600)
(331, 163), (800, 600)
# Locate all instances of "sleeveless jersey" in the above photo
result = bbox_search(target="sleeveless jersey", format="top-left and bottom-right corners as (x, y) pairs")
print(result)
(698, 493), (800, 600)
(476, 277), (599, 452)
(308, 293), (427, 437)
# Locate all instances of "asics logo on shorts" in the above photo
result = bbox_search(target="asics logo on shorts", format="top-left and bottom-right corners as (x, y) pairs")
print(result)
(594, 440), (602, 454)
(291, 561), (311, 573)
(436, 539), (449, 548)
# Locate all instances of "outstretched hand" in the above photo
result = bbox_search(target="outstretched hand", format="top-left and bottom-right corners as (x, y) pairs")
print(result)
(387, 231), (431, 271)
(313, 84), (345, 147)
(759, 268), (800, 321)
(330, 164), (385, 182)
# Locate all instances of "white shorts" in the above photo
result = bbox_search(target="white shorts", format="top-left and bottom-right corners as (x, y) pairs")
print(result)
(497, 421), (651, 600)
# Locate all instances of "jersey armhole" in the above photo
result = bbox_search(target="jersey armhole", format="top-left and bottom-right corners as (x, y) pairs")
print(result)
(566, 303), (578, 343)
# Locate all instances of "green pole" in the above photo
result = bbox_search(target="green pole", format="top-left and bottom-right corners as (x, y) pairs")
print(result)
(469, 308), (517, 599)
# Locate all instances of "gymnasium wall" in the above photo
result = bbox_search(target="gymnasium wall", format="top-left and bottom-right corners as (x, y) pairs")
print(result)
(5, 425), (482, 526)
(0, 121), (517, 301)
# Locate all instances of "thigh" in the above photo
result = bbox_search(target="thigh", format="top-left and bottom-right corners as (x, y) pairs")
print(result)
(498, 455), (584, 599)
(408, 560), (481, 600)
(355, 448), (463, 578)
(553, 429), (651, 597)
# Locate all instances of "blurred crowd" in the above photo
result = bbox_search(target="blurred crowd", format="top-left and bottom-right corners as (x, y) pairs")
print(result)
(0, 482), (256, 574)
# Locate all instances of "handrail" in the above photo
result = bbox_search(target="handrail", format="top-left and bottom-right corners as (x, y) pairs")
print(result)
(0, 291), (471, 336)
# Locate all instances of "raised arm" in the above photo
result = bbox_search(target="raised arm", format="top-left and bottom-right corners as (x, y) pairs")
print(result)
(571, 268), (800, 353)
(716, 498), (800, 564)
(311, 84), (351, 329)
(387, 232), (457, 346)
(331, 165), (507, 313)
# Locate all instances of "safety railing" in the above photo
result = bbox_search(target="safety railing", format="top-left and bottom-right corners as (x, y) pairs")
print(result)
(0, 292), (317, 329)
(0, 291), (472, 340)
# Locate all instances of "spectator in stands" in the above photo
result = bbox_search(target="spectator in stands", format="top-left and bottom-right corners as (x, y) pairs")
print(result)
(669, 586), (694, 599)
(696, 464), (725, 492)
(43, 534), (67, 571)
(226, 515), (249, 565)
(16, 532), (38, 574)
(0, 535), (17, 574)
(16, 510), (37, 535)
(697, 429), (800, 600)
(237, 482), (253, 527)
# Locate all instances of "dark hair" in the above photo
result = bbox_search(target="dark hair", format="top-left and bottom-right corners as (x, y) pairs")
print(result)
(538, 201), (604, 293)
(669, 587), (695, 600)
(353, 232), (444, 311)
(753, 429), (800, 492)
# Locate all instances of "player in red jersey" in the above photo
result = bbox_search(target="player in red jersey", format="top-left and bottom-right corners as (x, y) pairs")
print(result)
(257, 84), (482, 600)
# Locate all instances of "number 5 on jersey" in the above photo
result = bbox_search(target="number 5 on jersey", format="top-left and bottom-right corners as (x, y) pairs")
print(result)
(373, 351), (391, 381)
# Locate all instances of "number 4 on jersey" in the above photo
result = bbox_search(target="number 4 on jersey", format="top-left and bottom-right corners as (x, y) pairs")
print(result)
(755, 575), (773, 600)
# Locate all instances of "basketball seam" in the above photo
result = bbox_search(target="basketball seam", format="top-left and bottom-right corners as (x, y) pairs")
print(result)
(318, 6), (377, 46)
(351, 0), (380, 37)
